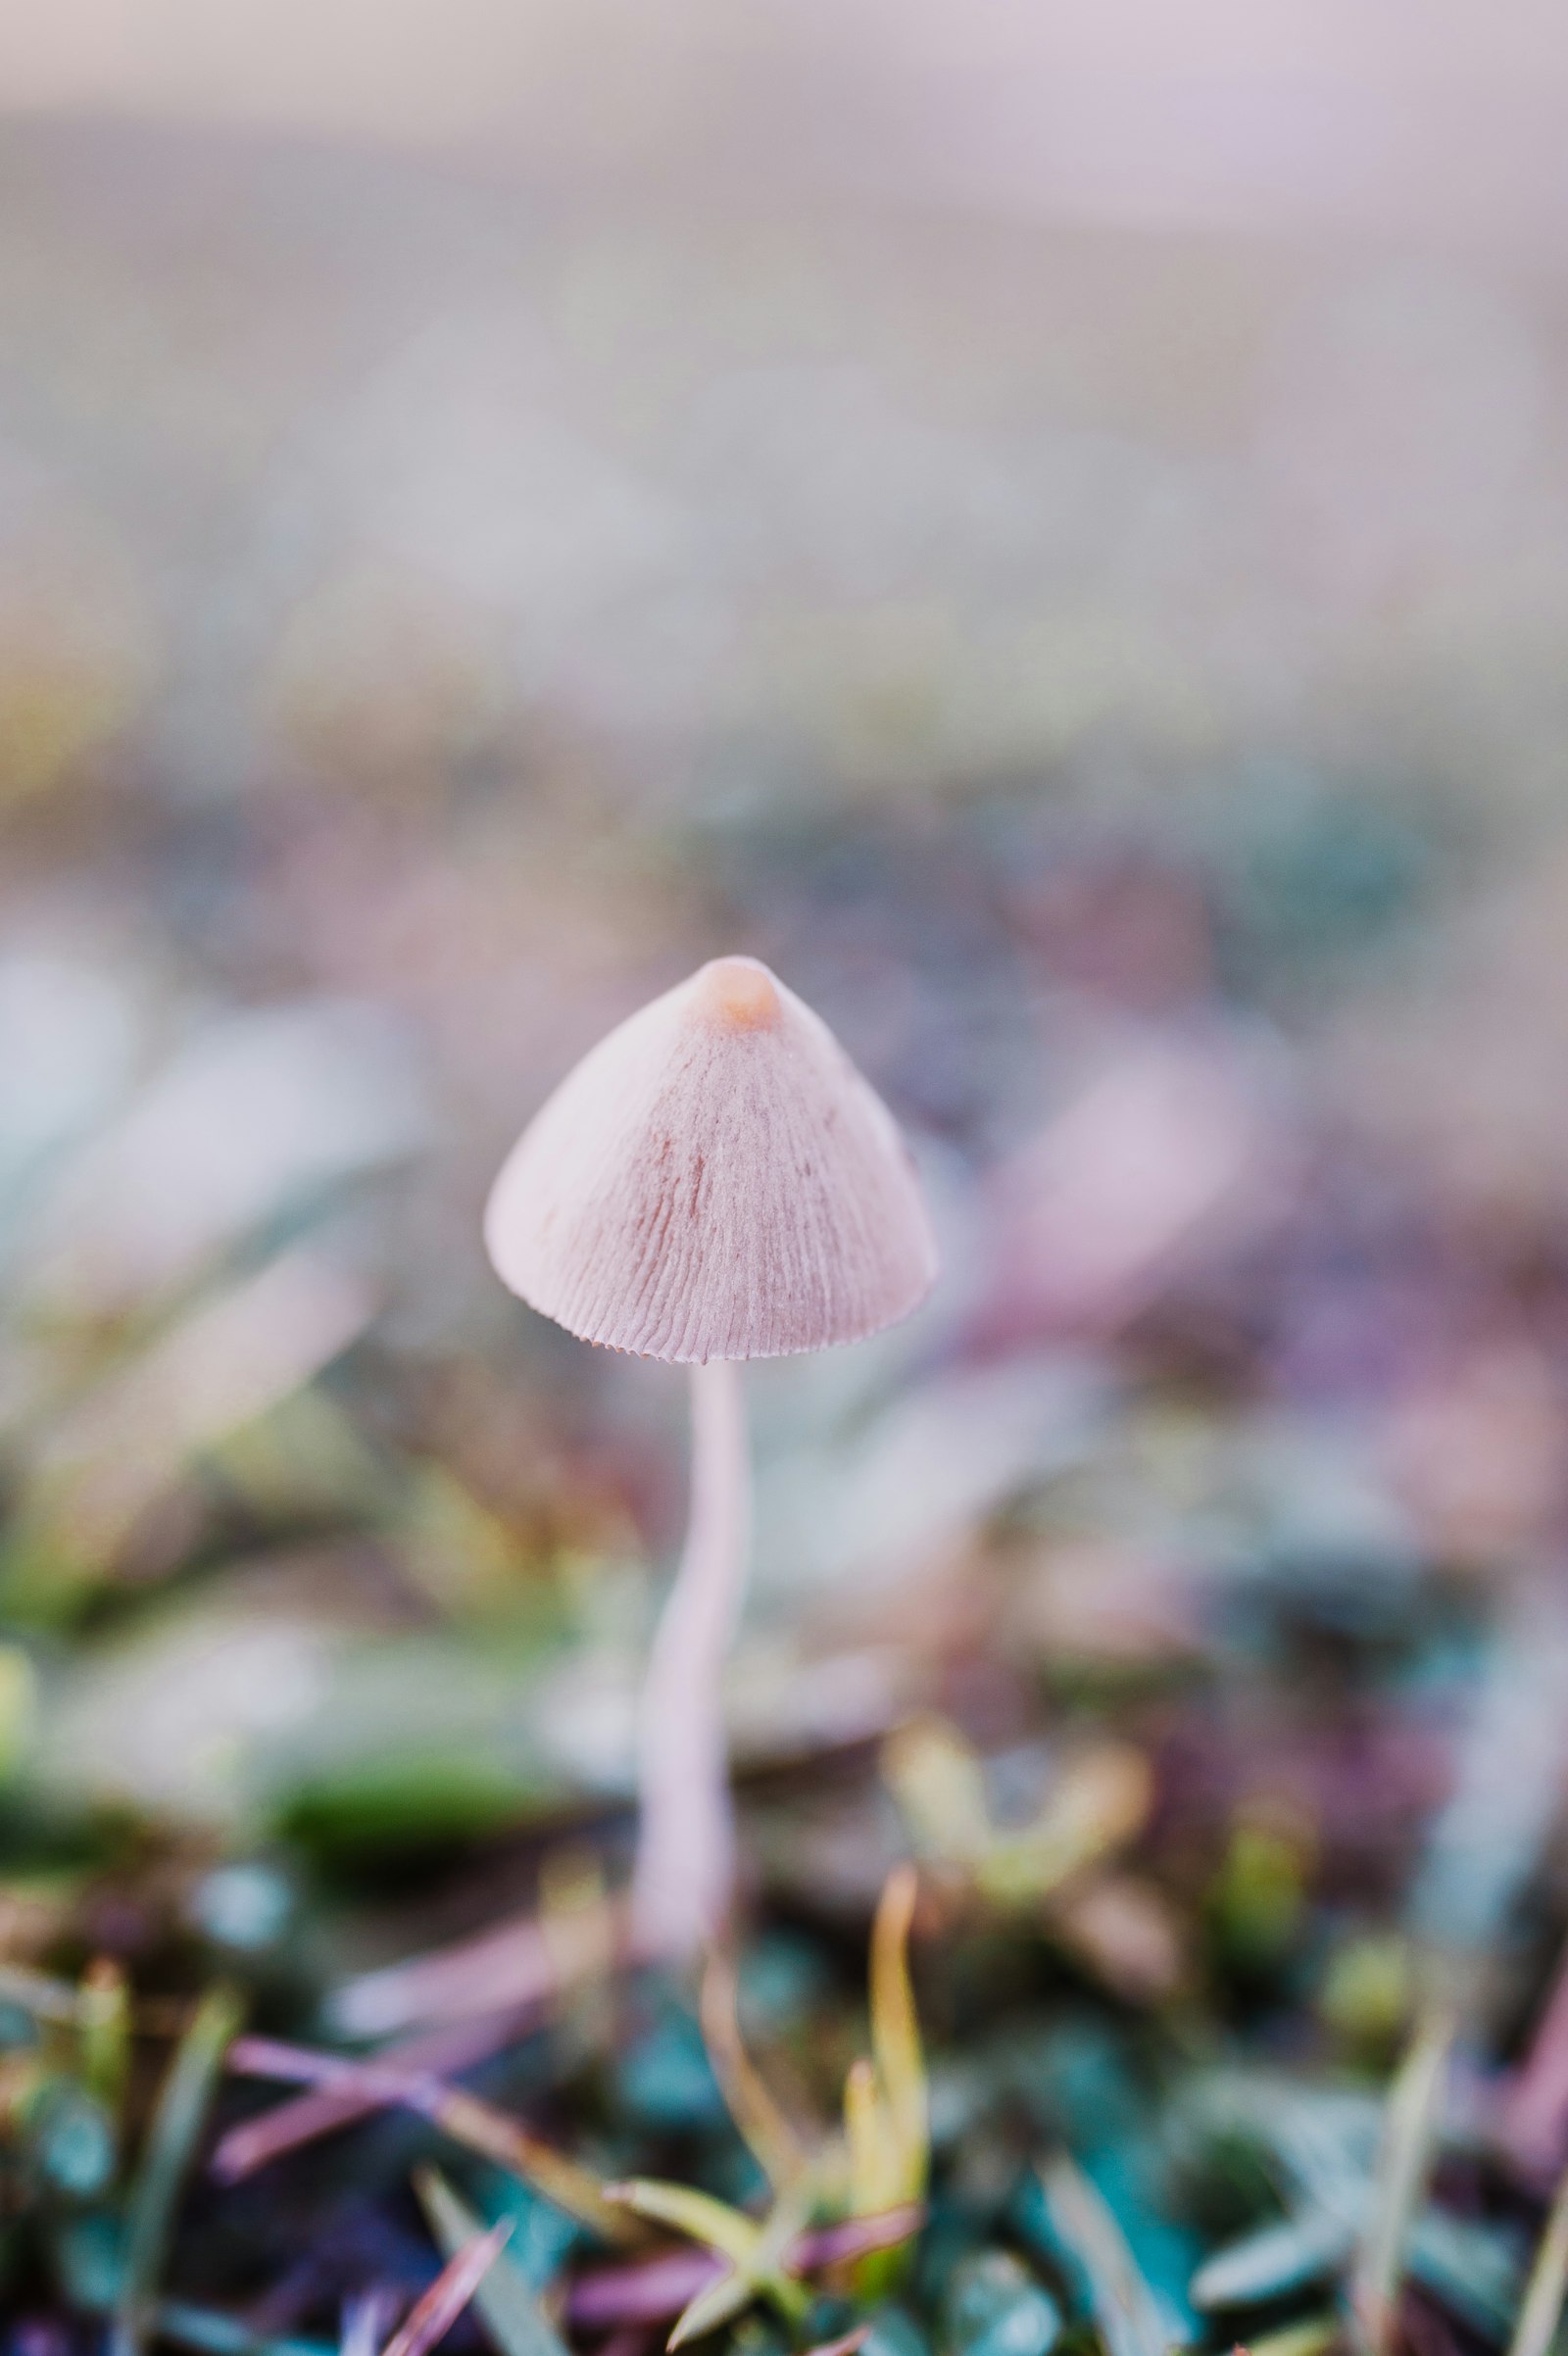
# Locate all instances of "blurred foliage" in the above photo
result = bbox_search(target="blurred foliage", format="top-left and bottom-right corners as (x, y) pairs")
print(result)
(6, 89), (1568, 2356)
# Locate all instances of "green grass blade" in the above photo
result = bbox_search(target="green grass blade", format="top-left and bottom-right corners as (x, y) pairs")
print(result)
(112, 1984), (245, 2356)
(844, 2056), (886, 2216)
(751, 2185), (811, 2327)
(699, 1952), (808, 2193)
(421, 2085), (628, 2242)
(604, 2181), (762, 2270)
(1509, 2161), (1568, 2356)
(882, 1719), (993, 1865)
(869, 1865), (926, 2202)
(1350, 2003), (1454, 2356)
(1248, 2319), (1342, 2356)
(1037, 2153), (1167, 2356)
(0, 1959), (84, 2024)
(665, 2200), (808, 2352)
(667, 2267), (753, 2348)
(154, 2301), (334, 2356)
(416, 2167), (571, 2356)
(79, 1957), (131, 2139)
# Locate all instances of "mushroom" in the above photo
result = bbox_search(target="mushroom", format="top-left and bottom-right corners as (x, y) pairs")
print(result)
(484, 955), (937, 1957)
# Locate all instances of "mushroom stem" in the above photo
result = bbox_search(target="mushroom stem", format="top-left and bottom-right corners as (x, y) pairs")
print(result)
(632, 1357), (751, 1959)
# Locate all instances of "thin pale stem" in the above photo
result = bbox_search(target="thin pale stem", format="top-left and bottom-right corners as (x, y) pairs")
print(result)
(633, 1358), (751, 1959)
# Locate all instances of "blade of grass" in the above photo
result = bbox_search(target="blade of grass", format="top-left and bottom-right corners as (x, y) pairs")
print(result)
(80, 1956), (130, 2138)
(331, 1895), (631, 2038)
(663, 2198), (815, 2348)
(749, 2184), (813, 2326)
(213, 2008), (537, 2182)
(1037, 2153), (1167, 2356)
(416, 2166), (571, 2356)
(982, 1745), (1152, 1907)
(341, 2295), (397, 2356)
(868, 1865), (926, 2202)
(379, 2221), (512, 2356)
(154, 2302), (335, 2356)
(567, 2252), (723, 2329)
(881, 1719), (992, 1866)
(793, 2207), (927, 2272)
(803, 2331), (871, 2356)
(1509, 2161), (1568, 2356)
(1502, 1935), (1568, 2182)
(0, 1959), (86, 2024)
(434, 2086), (626, 2243)
(564, 2203), (928, 2329)
(1350, 2003), (1455, 2356)
(844, 2057), (885, 2216)
(667, 2267), (754, 2348)
(112, 1984), (245, 2356)
(608, 2180), (809, 2344)
(699, 1951), (808, 2192)
(604, 2182), (762, 2271)
(222, 2034), (629, 2242)
(843, 1874), (928, 2300)
(1248, 2320), (1342, 2356)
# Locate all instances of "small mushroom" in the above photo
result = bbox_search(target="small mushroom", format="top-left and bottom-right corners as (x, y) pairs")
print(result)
(485, 955), (937, 1956)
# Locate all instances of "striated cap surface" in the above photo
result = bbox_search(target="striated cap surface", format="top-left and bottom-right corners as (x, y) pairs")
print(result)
(484, 956), (937, 1362)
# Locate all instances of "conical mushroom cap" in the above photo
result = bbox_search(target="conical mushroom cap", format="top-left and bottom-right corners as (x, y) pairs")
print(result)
(484, 956), (937, 1363)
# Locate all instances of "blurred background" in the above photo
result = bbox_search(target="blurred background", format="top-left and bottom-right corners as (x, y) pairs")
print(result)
(7, 4), (1568, 2346)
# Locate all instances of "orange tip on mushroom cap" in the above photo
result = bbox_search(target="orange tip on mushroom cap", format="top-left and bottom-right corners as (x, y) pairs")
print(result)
(484, 957), (938, 1363)
(691, 956), (782, 1032)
